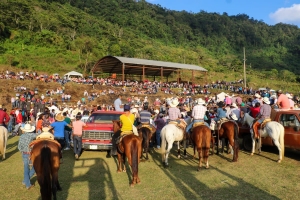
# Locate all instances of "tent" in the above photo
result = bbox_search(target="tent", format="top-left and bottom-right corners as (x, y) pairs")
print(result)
(64, 71), (83, 79)
(216, 92), (227, 102)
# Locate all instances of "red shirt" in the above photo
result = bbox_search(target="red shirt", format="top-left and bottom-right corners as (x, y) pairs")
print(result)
(250, 107), (260, 118)
(277, 94), (290, 109)
(0, 110), (10, 124)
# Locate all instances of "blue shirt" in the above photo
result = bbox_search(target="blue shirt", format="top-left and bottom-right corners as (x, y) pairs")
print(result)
(216, 107), (227, 121)
(51, 121), (68, 138)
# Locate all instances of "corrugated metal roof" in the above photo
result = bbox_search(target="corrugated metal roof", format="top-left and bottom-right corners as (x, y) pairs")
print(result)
(114, 56), (207, 71)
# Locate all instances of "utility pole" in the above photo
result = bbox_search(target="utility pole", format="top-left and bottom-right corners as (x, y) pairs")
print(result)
(243, 47), (246, 88)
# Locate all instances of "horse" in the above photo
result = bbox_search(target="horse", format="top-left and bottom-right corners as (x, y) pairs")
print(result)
(112, 120), (142, 187)
(211, 120), (239, 162)
(138, 127), (153, 160)
(240, 112), (285, 162)
(161, 123), (187, 167)
(0, 126), (8, 160)
(30, 140), (62, 200)
(191, 125), (211, 171)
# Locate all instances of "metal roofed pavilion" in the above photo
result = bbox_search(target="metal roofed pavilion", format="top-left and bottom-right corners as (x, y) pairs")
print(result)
(91, 56), (208, 82)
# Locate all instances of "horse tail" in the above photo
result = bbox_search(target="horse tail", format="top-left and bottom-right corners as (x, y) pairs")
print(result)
(142, 128), (148, 150)
(279, 124), (285, 159)
(131, 138), (139, 177)
(41, 145), (52, 199)
(234, 123), (239, 149)
(160, 127), (166, 156)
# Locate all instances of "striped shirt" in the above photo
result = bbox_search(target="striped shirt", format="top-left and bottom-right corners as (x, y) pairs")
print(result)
(192, 105), (207, 119)
(139, 110), (151, 123)
(168, 107), (181, 120)
(259, 104), (271, 119)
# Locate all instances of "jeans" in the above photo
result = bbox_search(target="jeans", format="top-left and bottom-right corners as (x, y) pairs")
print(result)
(186, 119), (209, 133)
(22, 153), (35, 188)
(73, 136), (82, 155)
(55, 137), (65, 150)
(64, 130), (71, 148)
(156, 130), (161, 147)
(8, 122), (13, 133)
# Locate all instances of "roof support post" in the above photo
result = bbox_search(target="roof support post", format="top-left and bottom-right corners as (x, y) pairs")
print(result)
(205, 71), (208, 84)
(177, 69), (180, 84)
(142, 65), (145, 82)
(160, 67), (163, 83)
(122, 63), (125, 85)
(192, 70), (194, 84)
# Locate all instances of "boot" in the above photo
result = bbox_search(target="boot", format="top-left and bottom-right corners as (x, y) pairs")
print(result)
(252, 121), (260, 139)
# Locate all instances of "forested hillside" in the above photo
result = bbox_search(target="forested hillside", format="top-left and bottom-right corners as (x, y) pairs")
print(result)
(0, 0), (300, 81)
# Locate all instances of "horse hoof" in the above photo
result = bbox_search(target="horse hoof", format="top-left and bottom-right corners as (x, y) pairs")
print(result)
(164, 164), (169, 168)
(130, 184), (135, 187)
(123, 170), (126, 172)
(177, 155), (181, 159)
(197, 168), (201, 171)
(232, 159), (237, 162)
(250, 153), (254, 156)
(277, 159), (282, 163)
(206, 166), (209, 169)
(117, 170), (122, 173)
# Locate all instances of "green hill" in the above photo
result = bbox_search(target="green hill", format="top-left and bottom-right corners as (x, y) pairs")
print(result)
(0, 0), (300, 82)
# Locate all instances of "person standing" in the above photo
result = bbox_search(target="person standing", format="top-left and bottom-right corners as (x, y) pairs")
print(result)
(154, 113), (166, 149)
(49, 113), (72, 151)
(0, 105), (10, 128)
(63, 112), (72, 150)
(72, 115), (86, 160)
(17, 124), (36, 190)
(287, 94), (295, 109)
(114, 94), (124, 111)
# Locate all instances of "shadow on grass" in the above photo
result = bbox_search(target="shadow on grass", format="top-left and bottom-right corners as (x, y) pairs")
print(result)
(3, 139), (19, 160)
(56, 150), (119, 199)
(151, 147), (280, 200)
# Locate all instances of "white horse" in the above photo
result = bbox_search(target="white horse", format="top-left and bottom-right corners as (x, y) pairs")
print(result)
(241, 112), (285, 162)
(0, 126), (8, 160)
(161, 123), (187, 167)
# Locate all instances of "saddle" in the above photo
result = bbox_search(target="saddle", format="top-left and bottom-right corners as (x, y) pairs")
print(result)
(116, 134), (132, 154)
(191, 122), (205, 132)
(29, 139), (61, 149)
(217, 118), (229, 130)
(137, 123), (154, 133)
(169, 119), (187, 131)
(261, 118), (271, 129)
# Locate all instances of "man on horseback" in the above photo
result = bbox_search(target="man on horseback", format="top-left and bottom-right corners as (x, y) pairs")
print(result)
(167, 98), (181, 123)
(252, 97), (272, 139)
(136, 104), (156, 135)
(111, 104), (135, 156)
(186, 98), (209, 134)
(17, 124), (36, 190)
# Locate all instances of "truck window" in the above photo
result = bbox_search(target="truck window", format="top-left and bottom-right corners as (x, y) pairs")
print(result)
(87, 113), (121, 123)
(280, 114), (300, 127)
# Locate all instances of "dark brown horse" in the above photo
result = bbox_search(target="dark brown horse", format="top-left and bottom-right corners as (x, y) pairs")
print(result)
(138, 127), (153, 160)
(191, 125), (212, 171)
(30, 140), (62, 200)
(112, 120), (142, 187)
(216, 120), (239, 162)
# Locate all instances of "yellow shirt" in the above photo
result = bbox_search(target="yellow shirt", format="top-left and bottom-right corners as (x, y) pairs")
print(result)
(120, 113), (135, 132)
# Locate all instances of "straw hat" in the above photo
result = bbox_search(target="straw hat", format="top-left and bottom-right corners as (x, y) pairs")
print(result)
(55, 113), (65, 121)
(36, 127), (54, 140)
(197, 98), (205, 105)
(169, 98), (179, 107)
(262, 97), (270, 104)
(154, 109), (159, 114)
(20, 123), (35, 133)
(254, 93), (261, 98)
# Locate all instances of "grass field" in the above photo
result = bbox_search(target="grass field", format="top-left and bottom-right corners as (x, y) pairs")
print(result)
(1, 136), (300, 200)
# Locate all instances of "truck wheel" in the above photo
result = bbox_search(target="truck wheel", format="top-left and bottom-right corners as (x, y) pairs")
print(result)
(243, 134), (252, 152)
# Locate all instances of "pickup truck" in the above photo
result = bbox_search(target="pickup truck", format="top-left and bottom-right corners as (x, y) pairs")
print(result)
(239, 109), (300, 151)
(71, 111), (123, 153)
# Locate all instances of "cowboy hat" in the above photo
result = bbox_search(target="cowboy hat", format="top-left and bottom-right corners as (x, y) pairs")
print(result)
(130, 108), (138, 114)
(231, 103), (238, 108)
(254, 93), (261, 98)
(169, 98), (179, 107)
(154, 109), (159, 114)
(262, 97), (270, 104)
(55, 113), (65, 121)
(286, 94), (293, 99)
(36, 127), (54, 140)
(230, 113), (238, 121)
(20, 123), (35, 133)
(197, 98), (206, 105)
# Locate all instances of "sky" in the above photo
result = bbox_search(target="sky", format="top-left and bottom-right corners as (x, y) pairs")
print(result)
(146, 0), (300, 27)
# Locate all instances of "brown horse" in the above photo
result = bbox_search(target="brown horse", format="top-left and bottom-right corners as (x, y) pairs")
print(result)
(138, 127), (153, 160)
(191, 125), (212, 171)
(30, 140), (62, 200)
(216, 120), (239, 162)
(112, 120), (142, 187)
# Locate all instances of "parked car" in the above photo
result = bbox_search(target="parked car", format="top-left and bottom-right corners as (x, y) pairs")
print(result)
(240, 109), (300, 151)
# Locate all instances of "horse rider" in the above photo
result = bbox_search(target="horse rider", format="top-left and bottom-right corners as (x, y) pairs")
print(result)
(136, 104), (156, 133)
(276, 90), (290, 109)
(167, 98), (181, 123)
(17, 123), (36, 190)
(0, 105), (10, 128)
(252, 97), (272, 139)
(213, 101), (227, 122)
(111, 104), (135, 156)
(186, 98), (209, 134)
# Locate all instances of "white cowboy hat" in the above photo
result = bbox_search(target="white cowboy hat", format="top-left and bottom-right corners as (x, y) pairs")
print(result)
(262, 97), (270, 104)
(231, 103), (238, 108)
(197, 98), (206, 105)
(254, 93), (261, 98)
(230, 113), (238, 121)
(286, 94), (293, 99)
(154, 109), (159, 114)
(169, 98), (179, 107)
(130, 108), (138, 114)
(20, 123), (35, 133)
